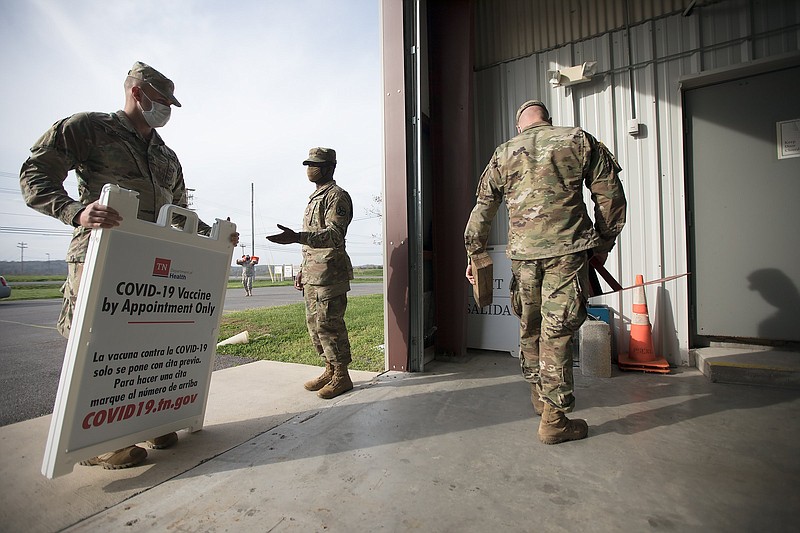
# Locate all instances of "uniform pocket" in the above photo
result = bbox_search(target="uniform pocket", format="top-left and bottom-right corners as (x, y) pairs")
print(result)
(305, 198), (324, 229)
(562, 275), (588, 333)
(314, 281), (350, 300)
(150, 152), (178, 189)
(510, 274), (522, 318)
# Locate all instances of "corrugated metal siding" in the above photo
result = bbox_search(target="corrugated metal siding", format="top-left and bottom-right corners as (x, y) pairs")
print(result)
(475, 0), (702, 69)
(472, 0), (800, 364)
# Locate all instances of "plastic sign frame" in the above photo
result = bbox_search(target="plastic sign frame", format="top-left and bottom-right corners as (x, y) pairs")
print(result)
(42, 184), (236, 478)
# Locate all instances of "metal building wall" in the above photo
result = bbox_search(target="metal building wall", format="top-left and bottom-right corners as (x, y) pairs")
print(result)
(472, 0), (800, 365)
(475, 0), (701, 70)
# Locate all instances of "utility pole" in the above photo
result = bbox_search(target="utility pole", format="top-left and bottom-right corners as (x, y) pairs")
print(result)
(46, 253), (51, 275)
(17, 242), (28, 274)
(251, 182), (255, 256)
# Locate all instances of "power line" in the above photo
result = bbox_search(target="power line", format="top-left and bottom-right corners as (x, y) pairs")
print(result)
(0, 226), (74, 236)
(0, 211), (49, 218)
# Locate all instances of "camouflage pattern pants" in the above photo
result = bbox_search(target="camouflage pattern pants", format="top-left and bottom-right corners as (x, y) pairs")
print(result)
(57, 262), (84, 339)
(510, 252), (589, 412)
(241, 275), (253, 293)
(304, 284), (352, 365)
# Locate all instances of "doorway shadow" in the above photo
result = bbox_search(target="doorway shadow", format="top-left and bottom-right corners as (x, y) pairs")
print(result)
(747, 268), (800, 343)
(653, 286), (682, 362)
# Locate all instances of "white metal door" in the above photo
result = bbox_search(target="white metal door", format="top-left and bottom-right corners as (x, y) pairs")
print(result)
(686, 66), (800, 342)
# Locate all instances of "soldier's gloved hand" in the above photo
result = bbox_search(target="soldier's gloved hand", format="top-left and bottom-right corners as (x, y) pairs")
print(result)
(590, 251), (608, 266)
(267, 224), (299, 245)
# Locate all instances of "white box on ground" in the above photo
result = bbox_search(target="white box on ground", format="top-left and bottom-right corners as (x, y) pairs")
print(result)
(42, 184), (236, 478)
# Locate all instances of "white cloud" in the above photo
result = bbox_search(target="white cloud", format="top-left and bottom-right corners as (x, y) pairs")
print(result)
(0, 0), (382, 266)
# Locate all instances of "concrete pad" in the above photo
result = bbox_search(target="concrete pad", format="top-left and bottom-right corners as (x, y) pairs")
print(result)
(0, 361), (378, 533)
(54, 353), (800, 532)
(694, 347), (800, 388)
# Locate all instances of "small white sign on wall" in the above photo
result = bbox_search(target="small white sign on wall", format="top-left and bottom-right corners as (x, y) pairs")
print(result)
(777, 119), (800, 159)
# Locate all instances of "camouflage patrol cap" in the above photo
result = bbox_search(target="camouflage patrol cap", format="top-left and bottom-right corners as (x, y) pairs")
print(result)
(515, 100), (549, 123)
(127, 61), (182, 107)
(303, 147), (337, 166)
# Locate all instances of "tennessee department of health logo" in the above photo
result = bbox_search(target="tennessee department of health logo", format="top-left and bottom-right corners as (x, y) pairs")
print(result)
(152, 257), (172, 278)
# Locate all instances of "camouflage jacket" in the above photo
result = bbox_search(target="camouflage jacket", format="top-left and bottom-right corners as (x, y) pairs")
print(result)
(236, 258), (258, 277)
(19, 110), (210, 263)
(464, 122), (626, 261)
(299, 180), (354, 287)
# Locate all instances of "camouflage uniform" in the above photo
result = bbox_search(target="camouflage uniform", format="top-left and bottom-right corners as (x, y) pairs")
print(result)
(464, 108), (626, 412)
(20, 109), (210, 338)
(236, 257), (258, 295)
(299, 172), (354, 366)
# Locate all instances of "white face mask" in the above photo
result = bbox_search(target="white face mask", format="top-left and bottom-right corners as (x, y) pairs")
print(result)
(138, 89), (171, 128)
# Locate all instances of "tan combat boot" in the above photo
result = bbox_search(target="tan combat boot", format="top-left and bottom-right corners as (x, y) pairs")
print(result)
(304, 360), (334, 391)
(530, 384), (544, 416)
(146, 431), (178, 449)
(79, 445), (147, 469)
(317, 362), (353, 399)
(538, 404), (588, 444)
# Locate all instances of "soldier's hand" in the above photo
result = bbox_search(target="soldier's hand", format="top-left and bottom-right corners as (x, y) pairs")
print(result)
(294, 271), (304, 291)
(227, 217), (240, 245)
(267, 224), (299, 245)
(76, 201), (122, 229)
(590, 252), (608, 266)
(465, 263), (475, 285)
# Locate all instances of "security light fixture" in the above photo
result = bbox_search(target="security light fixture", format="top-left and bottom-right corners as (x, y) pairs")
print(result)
(547, 62), (597, 88)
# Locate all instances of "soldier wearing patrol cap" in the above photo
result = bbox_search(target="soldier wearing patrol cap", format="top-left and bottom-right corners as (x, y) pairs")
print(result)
(127, 61), (182, 108)
(464, 99), (626, 444)
(20, 61), (239, 469)
(268, 147), (355, 399)
(236, 254), (259, 296)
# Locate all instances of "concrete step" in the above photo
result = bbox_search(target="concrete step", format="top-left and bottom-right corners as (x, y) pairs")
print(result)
(693, 347), (800, 389)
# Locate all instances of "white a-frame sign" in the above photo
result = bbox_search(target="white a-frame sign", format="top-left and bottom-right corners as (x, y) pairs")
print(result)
(43, 184), (236, 478)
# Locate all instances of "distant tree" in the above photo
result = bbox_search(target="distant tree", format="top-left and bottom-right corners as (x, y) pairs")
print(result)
(0, 260), (68, 276)
(366, 194), (382, 245)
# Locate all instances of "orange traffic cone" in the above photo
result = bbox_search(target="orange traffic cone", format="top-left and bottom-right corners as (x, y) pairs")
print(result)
(618, 274), (670, 373)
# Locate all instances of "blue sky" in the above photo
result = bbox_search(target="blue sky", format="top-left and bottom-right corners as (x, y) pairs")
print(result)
(0, 0), (382, 267)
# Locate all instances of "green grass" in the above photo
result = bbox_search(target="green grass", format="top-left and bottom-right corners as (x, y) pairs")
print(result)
(354, 268), (383, 277)
(216, 294), (384, 372)
(3, 276), (385, 371)
(3, 284), (386, 370)
(226, 279), (294, 289)
(5, 286), (62, 300)
(3, 285), (63, 300)
(1, 275), (63, 301)
(4, 275), (64, 283)
(226, 277), (381, 290)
